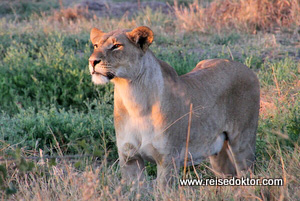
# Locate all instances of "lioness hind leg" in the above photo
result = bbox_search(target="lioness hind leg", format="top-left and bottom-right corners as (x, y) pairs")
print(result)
(209, 140), (236, 176)
(227, 128), (256, 175)
(209, 129), (256, 176)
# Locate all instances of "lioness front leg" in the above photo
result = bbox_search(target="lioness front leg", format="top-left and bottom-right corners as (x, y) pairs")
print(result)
(119, 154), (145, 182)
(156, 159), (179, 187)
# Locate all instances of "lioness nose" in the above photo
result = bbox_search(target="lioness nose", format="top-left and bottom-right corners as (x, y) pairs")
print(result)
(89, 59), (101, 67)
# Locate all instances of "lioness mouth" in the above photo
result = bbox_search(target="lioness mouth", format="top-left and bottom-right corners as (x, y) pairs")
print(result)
(106, 72), (115, 80)
(92, 70), (115, 80)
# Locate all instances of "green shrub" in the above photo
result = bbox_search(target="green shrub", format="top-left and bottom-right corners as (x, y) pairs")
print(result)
(0, 0), (59, 20)
(0, 100), (117, 158)
(0, 32), (111, 114)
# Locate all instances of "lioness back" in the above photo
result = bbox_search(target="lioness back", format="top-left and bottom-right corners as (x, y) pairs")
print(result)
(180, 58), (259, 104)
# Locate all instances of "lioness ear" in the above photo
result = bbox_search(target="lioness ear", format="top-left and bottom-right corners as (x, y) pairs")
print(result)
(90, 27), (104, 44)
(126, 26), (154, 52)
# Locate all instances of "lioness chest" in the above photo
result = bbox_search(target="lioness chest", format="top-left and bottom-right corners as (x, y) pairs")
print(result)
(115, 107), (168, 163)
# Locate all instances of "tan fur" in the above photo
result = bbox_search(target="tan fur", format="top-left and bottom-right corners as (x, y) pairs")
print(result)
(89, 26), (260, 184)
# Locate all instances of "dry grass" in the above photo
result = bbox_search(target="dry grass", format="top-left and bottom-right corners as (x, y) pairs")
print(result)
(174, 0), (300, 33)
(48, 6), (94, 23)
(2, 146), (299, 200)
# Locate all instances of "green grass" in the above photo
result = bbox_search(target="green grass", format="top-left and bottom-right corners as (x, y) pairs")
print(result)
(0, 1), (299, 200)
(0, 0), (59, 20)
(0, 32), (105, 114)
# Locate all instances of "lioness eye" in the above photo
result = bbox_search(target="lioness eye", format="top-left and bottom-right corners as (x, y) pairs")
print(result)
(93, 44), (98, 49)
(111, 44), (122, 50)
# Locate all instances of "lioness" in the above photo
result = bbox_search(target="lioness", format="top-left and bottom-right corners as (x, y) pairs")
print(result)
(88, 26), (260, 184)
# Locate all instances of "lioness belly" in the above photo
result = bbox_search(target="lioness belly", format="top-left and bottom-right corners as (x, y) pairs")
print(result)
(178, 132), (226, 166)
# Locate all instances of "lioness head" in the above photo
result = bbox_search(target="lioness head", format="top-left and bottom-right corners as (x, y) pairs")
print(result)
(88, 26), (154, 85)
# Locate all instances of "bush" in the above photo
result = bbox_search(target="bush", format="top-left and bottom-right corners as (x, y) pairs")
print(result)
(0, 32), (111, 114)
(0, 100), (116, 158)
